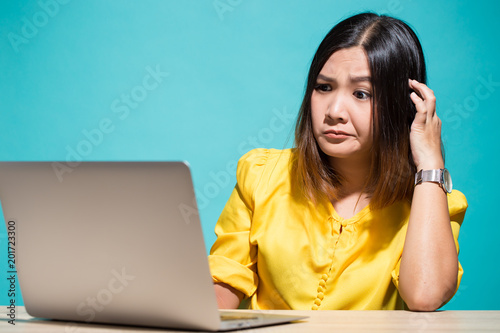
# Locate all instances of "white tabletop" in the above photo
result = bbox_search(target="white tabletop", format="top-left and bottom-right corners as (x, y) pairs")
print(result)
(1, 307), (499, 332)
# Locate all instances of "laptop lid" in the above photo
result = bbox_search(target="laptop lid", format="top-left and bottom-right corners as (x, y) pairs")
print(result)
(0, 161), (224, 331)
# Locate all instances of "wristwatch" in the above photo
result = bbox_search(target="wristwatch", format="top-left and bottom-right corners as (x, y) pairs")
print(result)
(414, 168), (453, 194)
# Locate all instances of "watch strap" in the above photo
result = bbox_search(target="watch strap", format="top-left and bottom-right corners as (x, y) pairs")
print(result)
(415, 168), (452, 194)
(415, 169), (443, 185)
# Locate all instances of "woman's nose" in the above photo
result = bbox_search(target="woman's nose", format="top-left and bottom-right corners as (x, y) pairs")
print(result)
(325, 93), (348, 123)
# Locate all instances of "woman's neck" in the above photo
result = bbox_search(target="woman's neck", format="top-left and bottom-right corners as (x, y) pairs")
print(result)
(329, 156), (371, 197)
(328, 156), (372, 219)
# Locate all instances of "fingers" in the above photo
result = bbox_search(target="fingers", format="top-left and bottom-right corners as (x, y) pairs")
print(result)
(410, 92), (428, 124)
(409, 79), (435, 102)
(408, 79), (443, 170)
(409, 79), (436, 121)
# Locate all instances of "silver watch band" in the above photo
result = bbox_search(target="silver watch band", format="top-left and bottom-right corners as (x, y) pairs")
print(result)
(414, 168), (452, 193)
(415, 169), (443, 185)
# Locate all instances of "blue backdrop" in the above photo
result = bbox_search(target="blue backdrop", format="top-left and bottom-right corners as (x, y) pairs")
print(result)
(1, 0), (499, 310)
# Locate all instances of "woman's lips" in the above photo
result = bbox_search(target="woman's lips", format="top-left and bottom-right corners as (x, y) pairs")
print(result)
(323, 130), (351, 139)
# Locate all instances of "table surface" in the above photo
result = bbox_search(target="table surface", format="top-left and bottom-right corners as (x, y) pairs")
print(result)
(1, 307), (499, 332)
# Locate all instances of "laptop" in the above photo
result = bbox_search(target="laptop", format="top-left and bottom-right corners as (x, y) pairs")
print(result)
(0, 161), (306, 331)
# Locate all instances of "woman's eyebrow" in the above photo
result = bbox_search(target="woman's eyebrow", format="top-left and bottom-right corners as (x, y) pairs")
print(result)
(317, 74), (335, 82)
(317, 74), (371, 83)
(349, 75), (371, 83)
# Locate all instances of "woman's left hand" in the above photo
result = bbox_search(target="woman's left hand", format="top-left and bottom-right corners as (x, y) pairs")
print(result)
(409, 79), (444, 171)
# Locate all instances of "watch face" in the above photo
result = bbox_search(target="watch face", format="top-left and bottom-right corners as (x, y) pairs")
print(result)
(443, 168), (453, 193)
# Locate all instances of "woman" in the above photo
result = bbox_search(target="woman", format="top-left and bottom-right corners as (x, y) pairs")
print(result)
(208, 12), (467, 311)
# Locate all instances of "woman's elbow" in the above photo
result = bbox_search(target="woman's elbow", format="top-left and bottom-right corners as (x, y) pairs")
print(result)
(403, 283), (457, 312)
(405, 296), (442, 312)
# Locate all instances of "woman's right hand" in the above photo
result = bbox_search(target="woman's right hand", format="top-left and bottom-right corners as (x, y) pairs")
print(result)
(214, 283), (244, 309)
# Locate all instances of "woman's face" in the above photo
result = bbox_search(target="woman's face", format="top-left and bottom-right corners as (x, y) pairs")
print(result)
(311, 46), (373, 166)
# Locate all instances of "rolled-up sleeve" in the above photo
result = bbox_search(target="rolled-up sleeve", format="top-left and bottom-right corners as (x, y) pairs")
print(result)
(208, 149), (268, 298)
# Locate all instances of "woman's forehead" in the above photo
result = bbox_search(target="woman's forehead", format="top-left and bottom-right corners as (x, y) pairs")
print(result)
(319, 47), (371, 80)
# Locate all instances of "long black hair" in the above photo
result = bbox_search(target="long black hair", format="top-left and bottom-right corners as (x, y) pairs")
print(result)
(293, 12), (427, 208)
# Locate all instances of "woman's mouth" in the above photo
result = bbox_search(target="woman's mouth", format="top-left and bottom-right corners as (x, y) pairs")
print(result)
(324, 130), (351, 139)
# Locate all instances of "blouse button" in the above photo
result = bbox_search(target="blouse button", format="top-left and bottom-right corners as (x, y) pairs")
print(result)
(321, 274), (329, 281)
(317, 292), (324, 300)
(314, 298), (321, 306)
(312, 304), (319, 310)
(317, 286), (324, 293)
(319, 280), (326, 288)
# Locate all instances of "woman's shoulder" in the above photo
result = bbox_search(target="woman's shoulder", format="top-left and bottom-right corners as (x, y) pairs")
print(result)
(238, 148), (293, 161)
(237, 148), (293, 174)
(236, 148), (294, 192)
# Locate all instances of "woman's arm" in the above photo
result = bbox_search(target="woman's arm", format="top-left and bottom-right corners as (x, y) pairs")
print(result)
(398, 79), (459, 311)
(214, 283), (244, 309)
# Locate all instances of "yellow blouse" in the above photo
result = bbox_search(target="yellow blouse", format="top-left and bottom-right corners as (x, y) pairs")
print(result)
(208, 148), (467, 310)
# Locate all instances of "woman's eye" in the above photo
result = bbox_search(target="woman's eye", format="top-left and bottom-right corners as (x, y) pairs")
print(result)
(314, 84), (331, 92)
(354, 91), (371, 100)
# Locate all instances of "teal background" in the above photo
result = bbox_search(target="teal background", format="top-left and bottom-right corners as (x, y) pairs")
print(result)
(1, 0), (499, 310)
